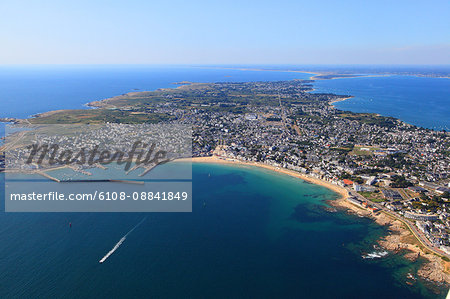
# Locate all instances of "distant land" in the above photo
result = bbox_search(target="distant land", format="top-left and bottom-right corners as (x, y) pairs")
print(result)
(208, 65), (450, 79)
(2, 76), (450, 295)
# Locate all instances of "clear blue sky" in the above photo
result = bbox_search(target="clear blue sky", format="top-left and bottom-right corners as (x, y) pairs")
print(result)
(1, 0), (449, 64)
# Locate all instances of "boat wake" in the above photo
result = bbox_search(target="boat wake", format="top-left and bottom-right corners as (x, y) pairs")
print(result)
(99, 217), (147, 264)
(362, 250), (389, 259)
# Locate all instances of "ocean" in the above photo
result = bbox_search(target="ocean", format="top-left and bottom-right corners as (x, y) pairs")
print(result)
(0, 163), (444, 298)
(0, 66), (448, 130)
(0, 65), (311, 119)
(1, 65), (449, 297)
(311, 75), (450, 131)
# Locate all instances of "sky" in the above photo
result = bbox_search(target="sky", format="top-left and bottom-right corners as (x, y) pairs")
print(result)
(1, 0), (449, 65)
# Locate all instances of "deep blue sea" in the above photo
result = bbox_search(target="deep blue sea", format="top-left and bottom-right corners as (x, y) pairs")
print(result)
(312, 75), (450, 131)
(0, 66), (448, 130)
(0, 163), (444, 298)
(0, 65), (311, 119)
(1, 66), (449, 297)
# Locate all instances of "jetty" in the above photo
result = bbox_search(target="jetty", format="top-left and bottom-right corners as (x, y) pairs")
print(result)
(32, 171), (144, 184)
(59, 179), (144, 185)
(37, 171), (60, 182)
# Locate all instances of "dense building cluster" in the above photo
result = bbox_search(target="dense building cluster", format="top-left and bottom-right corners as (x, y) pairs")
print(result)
(165, 80), (450, 254)
(2, 79), (449, 255)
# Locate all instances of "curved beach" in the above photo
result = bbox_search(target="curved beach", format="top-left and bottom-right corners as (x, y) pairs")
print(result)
(187, 156), (349, 200)
(183, 155), (450, 285)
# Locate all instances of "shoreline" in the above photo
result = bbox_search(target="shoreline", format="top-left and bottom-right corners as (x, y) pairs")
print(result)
(201, 66), (450, 80)
(328, 96), (354, 105)
(11, 77), (442, 132)
(4, 153), (450, 286)
(181, 156), (349, 200)
(330, 197), (450, 285)
(309, 74), (392, 80)
(181, 156), (450, 285)
(4, 72), (449, 287)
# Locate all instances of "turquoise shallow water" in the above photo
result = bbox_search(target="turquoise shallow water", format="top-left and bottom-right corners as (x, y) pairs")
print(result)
(1, 66), (449, 297)
(0, 163), (446, 298)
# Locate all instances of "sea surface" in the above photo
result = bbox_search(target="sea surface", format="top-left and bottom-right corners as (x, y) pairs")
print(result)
(0, 163), (444, 298)
(1, 66), (449, 297)
(0, 65), (448, 130)
(311, 75), (450, 131)
(0, 65), (311, 119)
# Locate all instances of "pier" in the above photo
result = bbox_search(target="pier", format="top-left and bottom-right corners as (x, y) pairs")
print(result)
(37, 171), (60, 182)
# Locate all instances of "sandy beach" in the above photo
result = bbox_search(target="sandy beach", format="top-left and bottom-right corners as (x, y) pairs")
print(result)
(180, 155), (450, 285)
(328, 96), (354, 105)
(182, 156), (349, 200)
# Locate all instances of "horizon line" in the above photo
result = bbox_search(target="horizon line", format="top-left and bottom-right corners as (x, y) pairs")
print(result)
(1, 63), (449, 67)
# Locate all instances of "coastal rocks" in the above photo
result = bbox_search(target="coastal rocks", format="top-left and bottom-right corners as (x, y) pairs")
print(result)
(418, 257), (450, 284)
(374, 216), (450, 284)
(323, 206), (337, 213)
(403, 252), (420, 262)
(331, 197), (450, 285)
(0, 117), (19, 123)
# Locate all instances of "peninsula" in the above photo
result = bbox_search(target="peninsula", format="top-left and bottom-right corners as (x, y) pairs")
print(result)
(2, 79), (450, 285)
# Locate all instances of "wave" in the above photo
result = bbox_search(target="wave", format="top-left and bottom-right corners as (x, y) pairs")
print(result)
(362, 250), (389, 259)
(99, 217), (147, 263)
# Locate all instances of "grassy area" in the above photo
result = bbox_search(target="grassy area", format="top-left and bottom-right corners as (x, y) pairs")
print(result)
(336, 111), (398, 127)
(350, 149), (373, 156)
(29, 109), (173, 124)
(330, 146), (353, 153)
(358, 191), (385, 202)
(401, 234), (426, 251)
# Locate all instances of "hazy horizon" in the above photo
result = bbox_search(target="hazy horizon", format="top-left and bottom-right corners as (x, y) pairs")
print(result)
(1, 63), (449, 66)
(1, 0), (449, 65)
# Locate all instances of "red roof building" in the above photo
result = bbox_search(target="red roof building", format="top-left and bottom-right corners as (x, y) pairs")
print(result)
(343, 179), (354, 186)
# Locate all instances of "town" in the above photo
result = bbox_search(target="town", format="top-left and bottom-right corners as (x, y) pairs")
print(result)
(1, 79), (450, 258)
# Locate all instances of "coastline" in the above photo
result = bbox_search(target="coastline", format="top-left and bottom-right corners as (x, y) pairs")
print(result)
(181, 155), (450, 285)
(198, 66), (397, 81)
(4, 74), (449, 288)
(328, 96), (354, 106)
(331, 196), (450, 284)
(182, 156), (349, 200)
(13, 77), (440, 132)
(201, 66), (450, 80)
(308, 74), (391, 81)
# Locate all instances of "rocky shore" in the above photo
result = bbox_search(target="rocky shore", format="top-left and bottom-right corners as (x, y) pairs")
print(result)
(331, 197), (450, 285)
(184, 156), (450, 285)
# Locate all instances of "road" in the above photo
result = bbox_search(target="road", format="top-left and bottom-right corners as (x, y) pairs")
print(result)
(350, 189), (450, 259)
